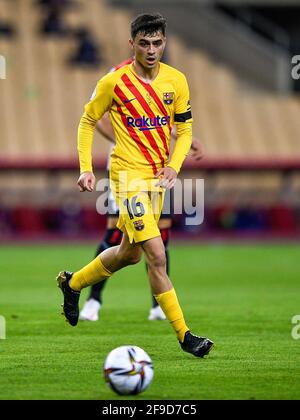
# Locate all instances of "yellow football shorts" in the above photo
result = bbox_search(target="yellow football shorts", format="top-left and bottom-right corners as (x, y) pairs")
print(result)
(115, 190), (165, 243)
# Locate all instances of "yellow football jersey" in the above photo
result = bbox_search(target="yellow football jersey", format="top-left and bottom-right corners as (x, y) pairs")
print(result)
(78, 62), (192, 186)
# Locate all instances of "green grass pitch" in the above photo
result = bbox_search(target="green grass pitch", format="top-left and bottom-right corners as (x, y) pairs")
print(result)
(0, 243), (300, 400)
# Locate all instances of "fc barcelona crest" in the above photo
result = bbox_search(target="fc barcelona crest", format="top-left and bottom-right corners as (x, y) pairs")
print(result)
(133, 220), (145, 231)
(163, 92), (174, 105)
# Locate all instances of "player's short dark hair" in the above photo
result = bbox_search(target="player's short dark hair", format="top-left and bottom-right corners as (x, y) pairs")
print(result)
(130, 13), (167, 40)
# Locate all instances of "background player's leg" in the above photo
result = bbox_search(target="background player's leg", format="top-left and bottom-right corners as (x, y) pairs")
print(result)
(79, 220), (122, 321)
(88, 220), (122, 303)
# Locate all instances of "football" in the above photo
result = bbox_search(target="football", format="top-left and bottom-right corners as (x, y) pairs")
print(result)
(103, 345), (154, 395)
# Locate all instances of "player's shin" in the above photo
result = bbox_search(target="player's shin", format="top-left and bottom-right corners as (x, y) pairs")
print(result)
(154, 288), (189, 343)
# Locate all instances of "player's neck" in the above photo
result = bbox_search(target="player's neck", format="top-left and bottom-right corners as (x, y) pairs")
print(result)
(132, 60), (160, 83)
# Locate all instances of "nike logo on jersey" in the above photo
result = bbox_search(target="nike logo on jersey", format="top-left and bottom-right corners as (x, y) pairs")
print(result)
(124, 98), (136, 103)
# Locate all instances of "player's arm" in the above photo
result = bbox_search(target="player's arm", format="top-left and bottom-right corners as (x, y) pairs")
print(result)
(171, 128), (204, 161)
(156, 121), (192, 189)
(77, 75), (113, 192)
(96, 112), (115, 144)
(156, 74), (193, 189)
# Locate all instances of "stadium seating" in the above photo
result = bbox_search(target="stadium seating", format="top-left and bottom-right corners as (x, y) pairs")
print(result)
(0, 0), (299, 237)
(0, 0), (300, 164)
(168, 36), (300, 161)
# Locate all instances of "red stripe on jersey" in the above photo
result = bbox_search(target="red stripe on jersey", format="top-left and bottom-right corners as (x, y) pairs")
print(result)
(114, 84), (165, 168)
(114, 100), (158, 175)
(121, 74), (169, 156)
(131, 73), (172, 133)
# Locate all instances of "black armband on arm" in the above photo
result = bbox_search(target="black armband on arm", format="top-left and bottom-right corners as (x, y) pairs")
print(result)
(174, 110), (192, 123)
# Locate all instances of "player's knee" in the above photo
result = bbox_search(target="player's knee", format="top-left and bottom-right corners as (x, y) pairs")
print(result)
(119, 249), (141, 265)
(127, 253), (142, 265)
(148, 251), (166, 269)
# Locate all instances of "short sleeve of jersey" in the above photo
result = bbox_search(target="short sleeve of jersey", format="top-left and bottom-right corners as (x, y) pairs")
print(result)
(84, 73), (114, 122)
(174, 72), (193, 124)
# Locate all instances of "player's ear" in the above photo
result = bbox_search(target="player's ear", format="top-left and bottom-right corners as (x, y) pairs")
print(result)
(129, 39), (134, 49)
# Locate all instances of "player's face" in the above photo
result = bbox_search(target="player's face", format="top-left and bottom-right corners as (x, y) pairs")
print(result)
(130, 31), (166, 69)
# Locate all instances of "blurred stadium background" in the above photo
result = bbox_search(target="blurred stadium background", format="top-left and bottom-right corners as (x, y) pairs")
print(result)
(1, 0), (300, 241)
(1, 0), (300, 401)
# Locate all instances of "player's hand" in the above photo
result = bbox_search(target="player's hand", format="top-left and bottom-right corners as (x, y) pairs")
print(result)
(191, 138), (204, 161)
(155, 166), (177, 189)
(77, 171), (96, 192)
